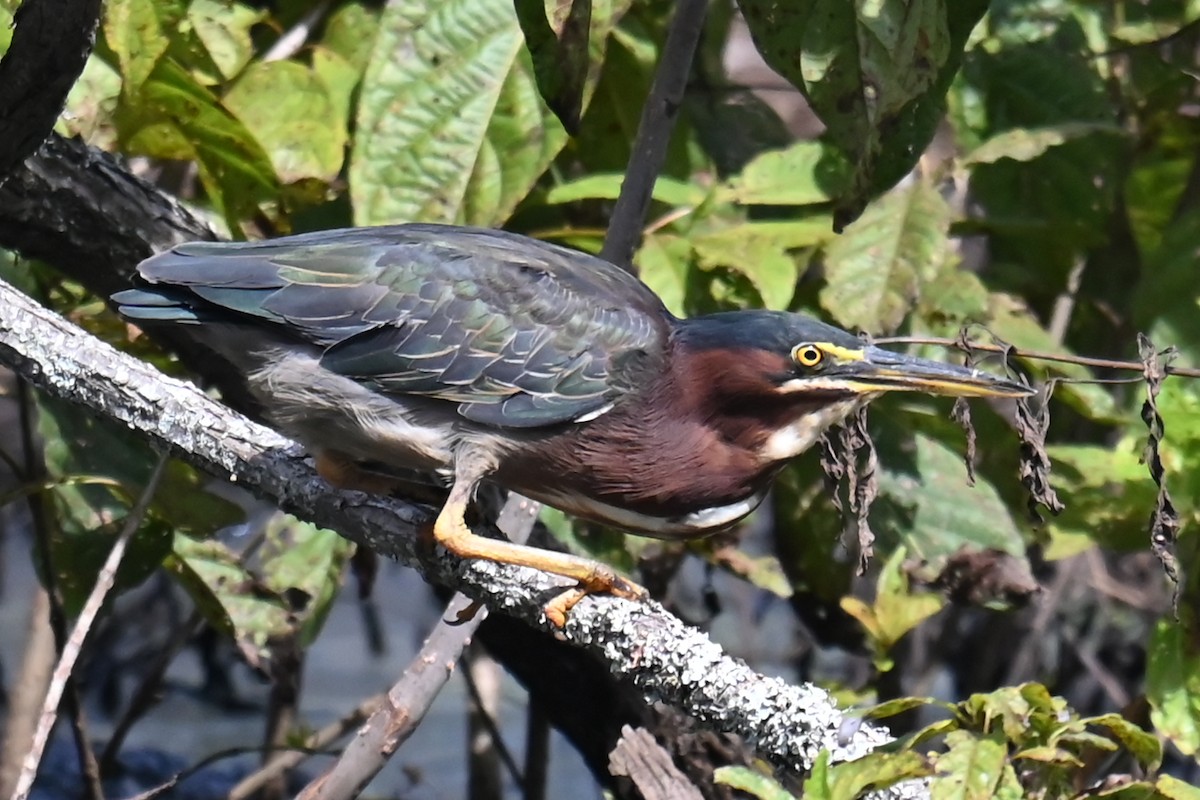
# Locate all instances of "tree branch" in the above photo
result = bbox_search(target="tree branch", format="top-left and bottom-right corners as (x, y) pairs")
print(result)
(0, 0), (102, 181)
(0, 276), (925, 799)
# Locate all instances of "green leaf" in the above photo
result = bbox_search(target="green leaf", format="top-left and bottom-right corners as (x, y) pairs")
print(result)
(827, 750), (932, 800)
(1135, 208), (1200, 356)
(635, 233), (691, 317)
(352, 0), (626, 227)
(104, 0), (184, 94)
(692, 220), (831, 309)
(34, 394), (239, 613)
(1156, 775), (1200, 800)
(1079, 714), (1162, 771)
(168, 520), (351, 665)
(738, 0), (987, 223)
(713, 765), (796, 800)
(931, 730), (1010, 800)
(1147, 618), (1200, 757)
(321, 1), (379, 69)
(718, 140), (849, 207)
(1045, 441), (1158, 553)
(0, 2), (12, 57)
(986, 293), (1121, 422)
(114, 58), (279, 229)
(801, 750), (834, 800)
(877, 431), (1025, 564)
(225, 60), (346, 185)
(821, 179), (951, 335)
(57, 54), (123, 150)
(544, 173), (705, 207)
(260, 520), (354, 647)
(312, 47), (362, 139)
(962, 123), (1123, 166)
(514, 0), (592, 133)
(188, 0), (264, 81)
(840, 548), (943, 671)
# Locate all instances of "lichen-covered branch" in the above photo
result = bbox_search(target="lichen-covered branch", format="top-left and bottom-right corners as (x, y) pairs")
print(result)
(0, 277), (925, 797)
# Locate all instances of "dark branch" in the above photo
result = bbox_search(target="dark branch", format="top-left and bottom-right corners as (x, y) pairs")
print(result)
(0, 0), (103, 181)
(599, 0), (709, 271)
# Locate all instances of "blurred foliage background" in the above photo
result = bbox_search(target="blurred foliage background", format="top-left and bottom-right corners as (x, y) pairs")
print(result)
(0, 0), (1199, 797)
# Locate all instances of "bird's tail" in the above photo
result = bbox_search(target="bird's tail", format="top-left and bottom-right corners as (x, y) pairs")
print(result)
(111, 286), (216, 324)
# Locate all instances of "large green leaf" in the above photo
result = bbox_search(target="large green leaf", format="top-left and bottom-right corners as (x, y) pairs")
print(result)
(33, 394), (241, 613)
(820, 179), (950, 334)
(876, 430), (1025, 564)
(1147, 619), (1200, 757)
(985, 293), (1120, 422)
(114, 58), (279, 229)
(692, 220), (832, 310)
(168, 520), (352, 666)
(188, 0), (263, 81)
(352, 0), (625, 227)
(104, 0), (184, 94)
(224, 60), (347, 185)
(716, 140), (849, 207)
(932, 731), (1021, 800)
(738, 0), (988, 224)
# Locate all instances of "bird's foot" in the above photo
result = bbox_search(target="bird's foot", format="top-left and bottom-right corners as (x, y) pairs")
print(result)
(543, 569), (647, 628)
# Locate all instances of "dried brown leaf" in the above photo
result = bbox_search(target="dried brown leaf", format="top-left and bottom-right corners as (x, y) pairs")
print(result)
(1014, 378), (1064, 523)
(923, 547), (1041, 607)
(1137, 333), (1180, 605)
(826, 407), (877, 574)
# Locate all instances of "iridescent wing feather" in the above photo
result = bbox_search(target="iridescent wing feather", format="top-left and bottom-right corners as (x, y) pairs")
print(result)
(125, 225), (670, 428)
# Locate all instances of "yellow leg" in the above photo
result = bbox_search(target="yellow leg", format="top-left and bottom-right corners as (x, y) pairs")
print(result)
(434, 447), (647, 627)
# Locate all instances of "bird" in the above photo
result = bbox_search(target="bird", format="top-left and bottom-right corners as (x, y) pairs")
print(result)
(113, 223), (1030, 625)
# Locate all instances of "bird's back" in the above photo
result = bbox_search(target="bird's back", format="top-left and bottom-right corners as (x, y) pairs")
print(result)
(115, 224), (671, 429)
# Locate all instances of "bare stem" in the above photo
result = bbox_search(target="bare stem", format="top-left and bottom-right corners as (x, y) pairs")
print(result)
(10, 454), (169, 800)
(599, 0), (709, 271)
(875, 335), (1200, 379)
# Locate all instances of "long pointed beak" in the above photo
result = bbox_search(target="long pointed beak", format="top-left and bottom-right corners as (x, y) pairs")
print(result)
(848, 346), (1032, 398)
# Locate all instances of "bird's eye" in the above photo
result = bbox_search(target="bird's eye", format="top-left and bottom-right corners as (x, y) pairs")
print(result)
(792, 344), (823, 368)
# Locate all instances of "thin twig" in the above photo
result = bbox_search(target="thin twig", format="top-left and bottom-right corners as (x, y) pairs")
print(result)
(462, 648), (524, 792)
(262, 0), (332, 62)
(874, 335), (1200, 378)
(599, 0), (709, 271)
(523, 703), (550, 800)
(226, 693), (384, 800)
(11, 454), (169, 800)
(98, 610), (205, 775)
(295, 593), (488, 800)
(15, 382), (104, 800)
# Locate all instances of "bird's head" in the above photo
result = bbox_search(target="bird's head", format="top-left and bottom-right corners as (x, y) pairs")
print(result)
(674, 311), (1032, 463)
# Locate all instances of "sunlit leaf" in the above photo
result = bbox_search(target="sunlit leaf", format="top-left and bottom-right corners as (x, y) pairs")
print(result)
(225, 60), (346, 185)
(931, 730), (1011, 800)
(713, 765), (795, 800)
(544, 173), (704, 206)
(104, 0), (184, 94)
(877, 431), (1025, 564)
(963, 123), (1122, 166)
(821, 179), (950, 334)
(114, 58), (279, 229)
(1147, 618), (1200, 757)
(635, 233), (691, 317)
(693, 220), (830, 309)
(321, 1), (379, 69)
(718, 140), (849, 207)
(739, 0), (987, 223)
(188, 0), (263, 81)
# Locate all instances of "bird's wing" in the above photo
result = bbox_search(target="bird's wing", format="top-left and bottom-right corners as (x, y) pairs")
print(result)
(132, 224), (671, 428)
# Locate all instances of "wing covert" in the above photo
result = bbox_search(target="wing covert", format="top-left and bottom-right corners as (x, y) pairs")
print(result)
(136, 224), (671, 428)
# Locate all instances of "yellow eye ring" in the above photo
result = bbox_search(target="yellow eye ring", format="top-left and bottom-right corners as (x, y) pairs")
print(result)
(793, 344), (823, 368)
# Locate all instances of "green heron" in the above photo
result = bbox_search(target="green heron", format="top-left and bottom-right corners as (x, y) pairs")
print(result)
(114, 224), (1029, 624)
